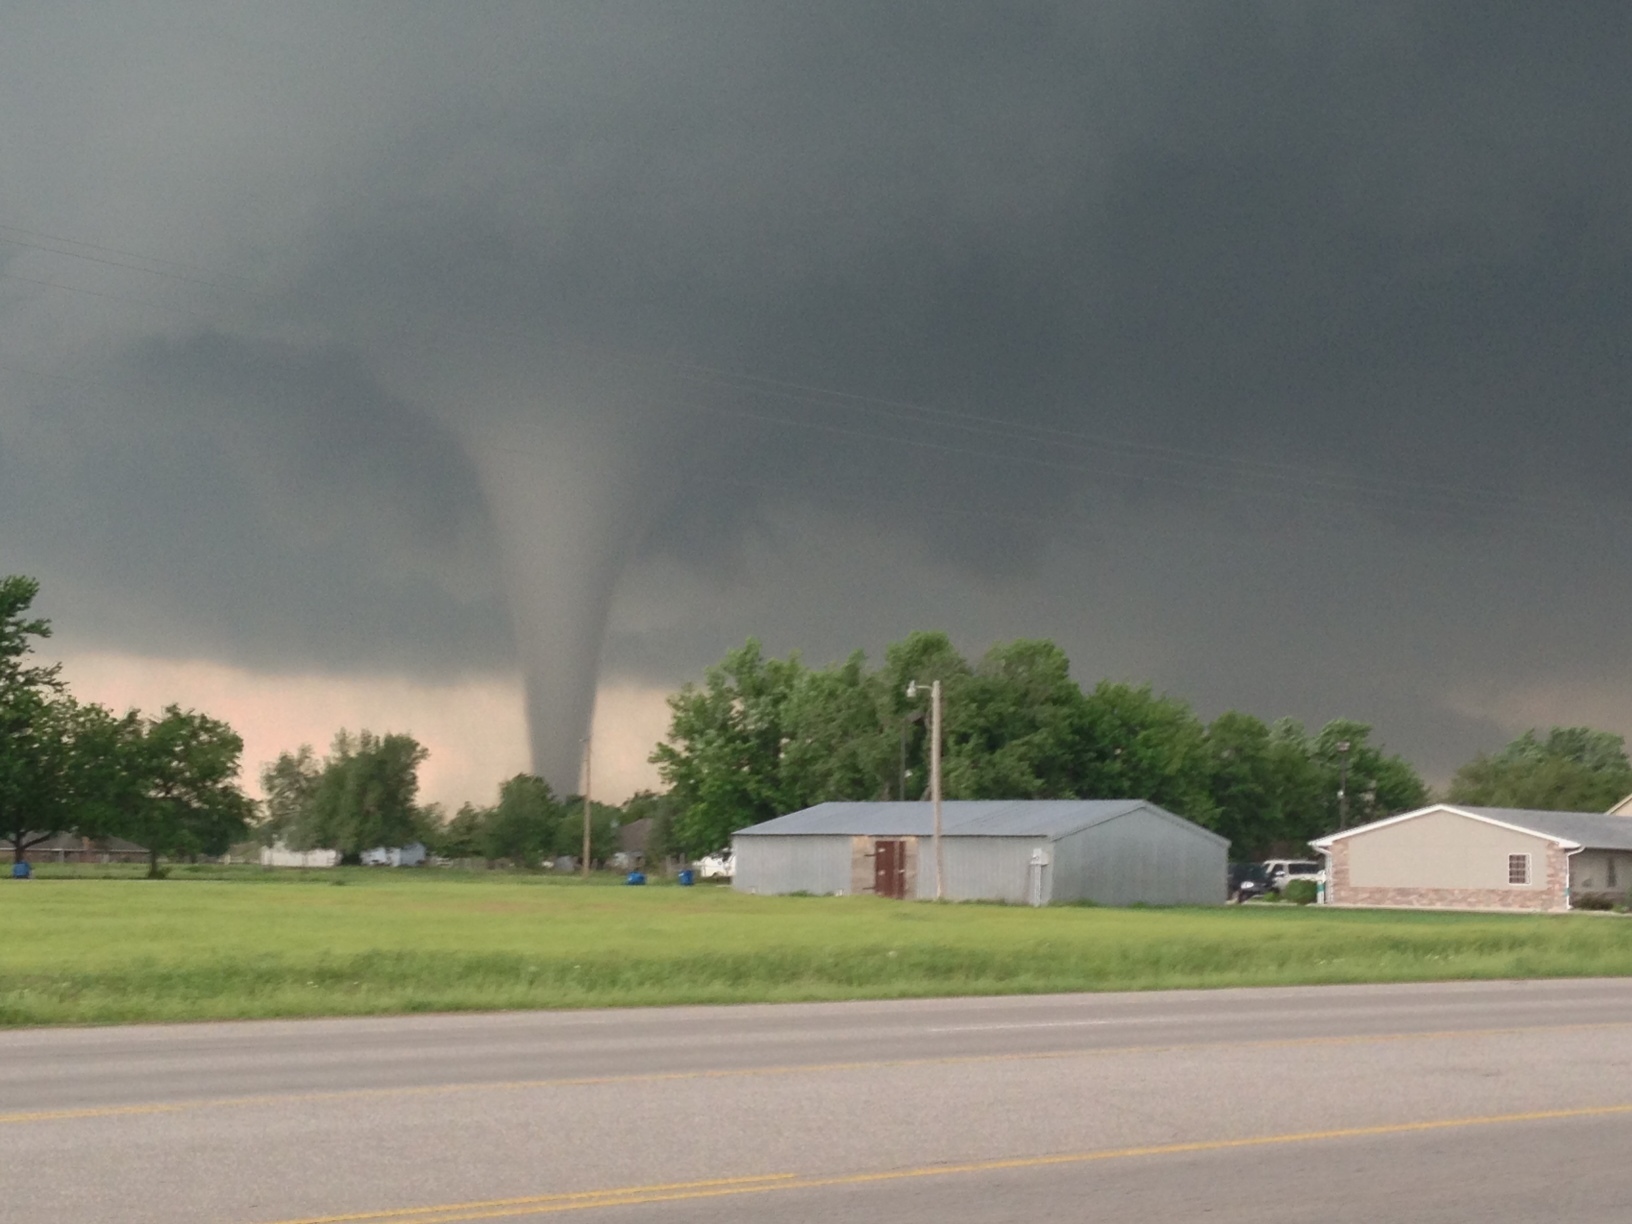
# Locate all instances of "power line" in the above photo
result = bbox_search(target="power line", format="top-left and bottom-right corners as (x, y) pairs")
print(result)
(0, 215), (1623, 534)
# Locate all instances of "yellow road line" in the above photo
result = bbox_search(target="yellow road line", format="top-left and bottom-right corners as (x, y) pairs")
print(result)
(4, 1019), (1629, 1128)
(250, 1102), (1632, 1224)
(256, 1175), (798, 1224)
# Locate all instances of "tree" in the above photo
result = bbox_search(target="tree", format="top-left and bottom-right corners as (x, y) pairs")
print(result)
(0, 579), (134, 862)
(780, 653), (894, 808)
(1203, 710), (1281, 854)
(554, 797), (620, 865)
(943, 640), (1084, 799)
(115, 705), (253, 877)
(1070, 681), (1216, 822)
(1298, 720), (1426, 839)
(481, 774), (561, 866)
(652, 640), (805, 857)
(258, 745), (321, 847)
(298, 730), (429, 861)
(428, 802), (487, 859)
(0, 576), (72, 861)
(878, 631), (971, 801)
(1449, 727), (1632, 812)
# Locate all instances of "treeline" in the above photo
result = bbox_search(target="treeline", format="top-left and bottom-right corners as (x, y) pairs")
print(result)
(1, 577), (251, 873)
(1447, 727), (1632, 813)
(260, 735), (672, 867)
(651, 633), (1432, 858)
(653, 634), (1632, 858)
(10, 570), (1632, 874)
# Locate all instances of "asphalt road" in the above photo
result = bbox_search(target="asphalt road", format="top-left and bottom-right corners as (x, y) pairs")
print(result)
(6, 978), (1632, 1222)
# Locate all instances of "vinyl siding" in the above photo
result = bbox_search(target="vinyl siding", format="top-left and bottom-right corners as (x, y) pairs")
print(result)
(1344, 810), (1553, 890)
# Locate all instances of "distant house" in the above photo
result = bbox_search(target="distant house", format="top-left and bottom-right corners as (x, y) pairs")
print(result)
(359, 842), (427, 867)
(19, 833), (148, 864)
(260, 843), (340, 869)
(618, 818), (651, 866)
(733, 799), (1228, 906)
(1311, 803), (1632, 911)
(1608, 793), (1632, 817)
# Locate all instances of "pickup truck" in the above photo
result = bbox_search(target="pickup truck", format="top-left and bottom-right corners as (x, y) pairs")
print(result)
(1262, 858), (1324, 897)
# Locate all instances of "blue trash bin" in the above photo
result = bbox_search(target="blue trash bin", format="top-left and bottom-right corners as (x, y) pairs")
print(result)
(625, 871), (646, 885)
(677, 869), (694, 886)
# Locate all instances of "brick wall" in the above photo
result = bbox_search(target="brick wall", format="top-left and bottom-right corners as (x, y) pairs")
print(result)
(1326, 840), (1569, 912)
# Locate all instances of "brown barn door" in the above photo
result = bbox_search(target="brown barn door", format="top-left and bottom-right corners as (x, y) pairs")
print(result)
(874, 839), (907, 899)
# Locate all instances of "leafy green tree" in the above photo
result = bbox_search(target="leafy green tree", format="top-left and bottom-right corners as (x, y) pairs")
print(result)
(1070, 682), (1216, 822)
(652, 640), (804, 856)
(878, 631), (971, 801)
(1449, 727), (1632, 812)
(0, 576), (72, 861)
(554, 797), (620, 865)
(258, 745), (321, 847)
(481, 774), (561, 866)
(428, 802), (487, 859)
(944, 640), (1085, 799)
(114, 705), (254, 877)
(1303, 720), (1427, 837)
(1203, 710), (1280, 854)
(296, 730), (429, 860)
(0, 580), (139, 862)
(780, 653), (894, 807)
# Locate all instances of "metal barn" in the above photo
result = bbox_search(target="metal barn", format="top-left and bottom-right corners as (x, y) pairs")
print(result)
(732, 800), (1228, 906)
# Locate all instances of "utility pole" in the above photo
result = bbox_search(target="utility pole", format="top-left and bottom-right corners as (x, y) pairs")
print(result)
(907, 680), (946, 900)
(1336, 739), (1352, 831)
(581, 736), (592, 878)
(930, 678), (944, 901)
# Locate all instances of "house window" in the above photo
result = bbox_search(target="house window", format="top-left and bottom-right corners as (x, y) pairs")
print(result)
(1508, 854), (1530, 886)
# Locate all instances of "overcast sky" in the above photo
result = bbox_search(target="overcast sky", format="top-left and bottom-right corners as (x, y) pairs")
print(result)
(2, 3), (1630, 802)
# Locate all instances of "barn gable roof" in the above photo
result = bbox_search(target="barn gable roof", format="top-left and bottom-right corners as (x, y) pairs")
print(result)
(734, 799), (1228, 845)
(1310, 803), (1632, 852)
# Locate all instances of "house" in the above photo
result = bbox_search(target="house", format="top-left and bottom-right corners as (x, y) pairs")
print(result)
(260, 843), (341, 868)
(617, 818), (650, 867)
(732, 799), (1228, 906)
(1310, 803), (1632, 912)
(359, 842), (427, 867)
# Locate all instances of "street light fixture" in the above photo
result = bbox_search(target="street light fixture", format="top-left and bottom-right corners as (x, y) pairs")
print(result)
(906, 679), (945, 900)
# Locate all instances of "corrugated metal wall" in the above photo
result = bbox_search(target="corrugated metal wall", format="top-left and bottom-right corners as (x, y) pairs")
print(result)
(735, 809), (1225, 905)
(732, 834), (852, 895)
(1055, 809), (1227, 905)
(915, 837), (1049, 904)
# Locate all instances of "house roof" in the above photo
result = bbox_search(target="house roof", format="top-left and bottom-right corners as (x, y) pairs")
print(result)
(21, 832), (149, 853)
(1310, 803), (1632, 852)
(1608, 792), (1632, 817)
(734, 799), (1228, 845)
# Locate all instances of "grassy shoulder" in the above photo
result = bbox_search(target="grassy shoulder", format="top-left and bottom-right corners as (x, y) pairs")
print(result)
(3, 867), (1630, 1026)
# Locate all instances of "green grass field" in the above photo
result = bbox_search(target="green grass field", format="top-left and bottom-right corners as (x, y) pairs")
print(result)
(3, 866), (1631, 1026)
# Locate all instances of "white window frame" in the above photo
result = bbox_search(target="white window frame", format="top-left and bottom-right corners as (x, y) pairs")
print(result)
(1508, 853), (1530, 886)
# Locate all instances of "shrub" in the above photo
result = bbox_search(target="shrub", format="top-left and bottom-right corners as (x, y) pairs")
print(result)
(1574, 893), (1615, 911)
(1284, 879), (1318, 906)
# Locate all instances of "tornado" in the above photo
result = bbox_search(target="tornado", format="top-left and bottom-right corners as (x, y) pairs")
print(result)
(443, 357), (684, 796)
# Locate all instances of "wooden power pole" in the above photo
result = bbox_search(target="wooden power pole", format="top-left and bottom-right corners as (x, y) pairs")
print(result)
(581, 736), (592, 878)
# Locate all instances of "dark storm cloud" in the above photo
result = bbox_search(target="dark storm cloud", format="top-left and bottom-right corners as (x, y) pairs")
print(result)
(2, 2), (1631, 782)
(0, 333), (505, 675)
